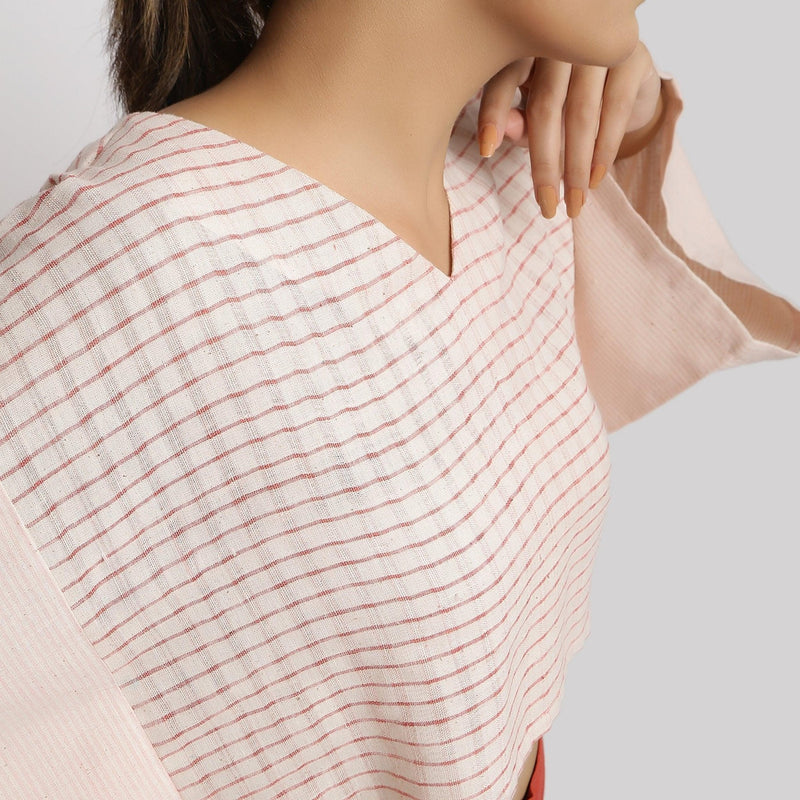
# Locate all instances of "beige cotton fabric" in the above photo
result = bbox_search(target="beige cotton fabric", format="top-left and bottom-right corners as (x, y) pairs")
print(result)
(0, 74), (798, 800)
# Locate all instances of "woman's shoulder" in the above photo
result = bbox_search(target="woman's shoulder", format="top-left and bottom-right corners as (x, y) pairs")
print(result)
(0, 111), (323, 299)
(0, 113), (209, 257)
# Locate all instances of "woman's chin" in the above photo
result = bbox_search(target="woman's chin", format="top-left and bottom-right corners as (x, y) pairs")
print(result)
(582, 21), (640, 68)
(513, 12), (640, 70)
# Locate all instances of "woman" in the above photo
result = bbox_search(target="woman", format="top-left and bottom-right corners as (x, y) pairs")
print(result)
(0, 1), (797, 799)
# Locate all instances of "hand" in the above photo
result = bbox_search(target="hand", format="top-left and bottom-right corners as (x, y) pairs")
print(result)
(477, 41), (664, 219)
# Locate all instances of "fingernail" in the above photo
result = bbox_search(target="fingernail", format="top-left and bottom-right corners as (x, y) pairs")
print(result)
(589, 163), (606, 188)
(566, 187), (584, 218)
(537, 185), (558, 218)
(479, 123), (498, 158)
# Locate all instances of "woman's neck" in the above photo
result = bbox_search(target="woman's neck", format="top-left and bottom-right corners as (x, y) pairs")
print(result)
(201, 0), (519, 227)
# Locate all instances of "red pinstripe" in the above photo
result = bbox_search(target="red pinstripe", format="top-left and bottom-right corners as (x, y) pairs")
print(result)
(67, 273), (571, 612)
(16, 228), (549, 556)
(0, 96), (611, 799)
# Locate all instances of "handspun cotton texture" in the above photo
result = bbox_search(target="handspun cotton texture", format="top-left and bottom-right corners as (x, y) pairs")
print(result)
(0, 75), (798, 800)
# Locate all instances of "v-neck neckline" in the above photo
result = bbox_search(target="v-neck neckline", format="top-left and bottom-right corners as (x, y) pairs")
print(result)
(125, 110), (466, 285)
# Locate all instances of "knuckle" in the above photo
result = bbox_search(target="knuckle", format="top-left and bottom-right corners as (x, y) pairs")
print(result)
(602, 94), (633, 117)
(564, 99), (598, 127)
(527, 92), (563, 120)
(529, 161), (558, 185)
(564, 169), (589, 188)
(529, 158), (556, 172)
(478, 107), (502, 127)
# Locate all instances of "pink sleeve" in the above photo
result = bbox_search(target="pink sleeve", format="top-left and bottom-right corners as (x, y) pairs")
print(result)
(571, 72), (800, 434)
(0, 479), (182, 799)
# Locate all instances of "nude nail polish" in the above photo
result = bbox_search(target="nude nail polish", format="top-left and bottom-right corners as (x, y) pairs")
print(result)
(538, 185), (558, 219)
(589, 164), (606, 188)
(479, 123), (497, 158)
(566, 187), (584, 218)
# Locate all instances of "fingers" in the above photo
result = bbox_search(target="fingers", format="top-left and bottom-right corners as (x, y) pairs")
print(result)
(563, 65), (607, 217)
(477, 58), (534, 157)
(589, 57), (642, 188)
(524, 58), (572, 218)
(477, 45), (656, 220)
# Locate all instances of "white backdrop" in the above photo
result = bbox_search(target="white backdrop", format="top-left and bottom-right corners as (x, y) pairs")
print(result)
(1, 2), (798, 798)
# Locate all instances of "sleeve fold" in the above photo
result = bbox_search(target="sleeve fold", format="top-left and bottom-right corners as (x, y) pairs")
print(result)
(572, 71), (800, 434)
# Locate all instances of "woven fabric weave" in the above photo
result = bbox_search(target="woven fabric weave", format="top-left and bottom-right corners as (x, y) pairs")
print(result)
(0, 76), (797, 800)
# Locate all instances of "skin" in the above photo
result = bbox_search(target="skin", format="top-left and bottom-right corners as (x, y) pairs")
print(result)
(162, 0), (663, 279)
(478, 41), (664, 219)
(162, 4), (660, 791)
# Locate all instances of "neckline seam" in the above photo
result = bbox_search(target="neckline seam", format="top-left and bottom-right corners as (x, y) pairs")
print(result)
(125, 109), (477, 283)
